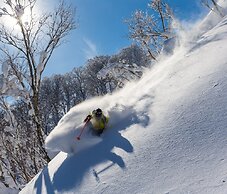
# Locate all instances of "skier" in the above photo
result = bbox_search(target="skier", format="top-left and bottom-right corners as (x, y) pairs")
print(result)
(84, 108), (109, 136)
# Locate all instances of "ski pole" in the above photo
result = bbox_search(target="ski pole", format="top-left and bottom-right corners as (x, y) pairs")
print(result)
(76, 117), (91, 140)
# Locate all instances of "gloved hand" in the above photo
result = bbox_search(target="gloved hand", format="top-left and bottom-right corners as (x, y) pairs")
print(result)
(84, 115), (92, 122)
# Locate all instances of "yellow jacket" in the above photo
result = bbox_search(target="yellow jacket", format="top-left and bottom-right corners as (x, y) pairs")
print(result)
(90, 113), (109, 131)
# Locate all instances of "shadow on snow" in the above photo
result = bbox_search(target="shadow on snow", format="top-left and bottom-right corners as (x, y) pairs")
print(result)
(34, 105), (150, 193)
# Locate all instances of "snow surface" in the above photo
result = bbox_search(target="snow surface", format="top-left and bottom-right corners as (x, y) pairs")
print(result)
(0, 182), (18, 194)
(21, 3), (227, 194)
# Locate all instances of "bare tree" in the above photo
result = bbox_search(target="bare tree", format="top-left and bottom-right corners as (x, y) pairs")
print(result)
(0, 0), (76, 162)
(125, 0), (173, 60)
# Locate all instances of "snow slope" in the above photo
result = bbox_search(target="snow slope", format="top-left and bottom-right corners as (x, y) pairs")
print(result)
(0, 182), (18, 194)
(21, 3), (227, 194)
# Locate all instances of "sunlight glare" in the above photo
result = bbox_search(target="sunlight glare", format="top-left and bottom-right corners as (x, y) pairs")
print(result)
(1, 4), (40, 32)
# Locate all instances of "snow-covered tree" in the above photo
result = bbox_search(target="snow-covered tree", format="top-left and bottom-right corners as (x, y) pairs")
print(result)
(125, 0), (173, 60)
(98, 45), (150, 88)
(0, 99), (46, 189)
(70, 67), (88, 102)
(109, 44), (150, 67)
(39, 70), (87, 134)
(84, 56), (112, 96)
(39, 75), (65, 133)
(0, 0), (76, 160)
(0, 0), (76, 189)
(201, 0), (224, 17)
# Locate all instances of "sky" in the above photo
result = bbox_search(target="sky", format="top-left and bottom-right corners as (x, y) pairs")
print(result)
(41, 0), (206, 76)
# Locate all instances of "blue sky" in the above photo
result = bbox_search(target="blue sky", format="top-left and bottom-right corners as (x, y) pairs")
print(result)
(44, 0), (205, 76)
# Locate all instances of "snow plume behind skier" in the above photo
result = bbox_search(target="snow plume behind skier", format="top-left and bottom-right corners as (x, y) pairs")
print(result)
(45, 93), (126, 154)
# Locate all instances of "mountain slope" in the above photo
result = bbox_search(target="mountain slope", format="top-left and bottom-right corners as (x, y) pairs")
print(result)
(20, 6), (227, 194)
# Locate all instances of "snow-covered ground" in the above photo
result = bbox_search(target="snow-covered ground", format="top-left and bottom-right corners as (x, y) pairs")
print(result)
(0, 182), (18, 194)
(20, 2), (227, 194)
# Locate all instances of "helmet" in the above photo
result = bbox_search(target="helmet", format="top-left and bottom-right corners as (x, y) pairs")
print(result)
(92, 108), (102, 117)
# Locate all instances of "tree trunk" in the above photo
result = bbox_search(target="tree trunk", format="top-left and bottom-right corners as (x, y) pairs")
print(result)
(32, 93), (51, 162)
